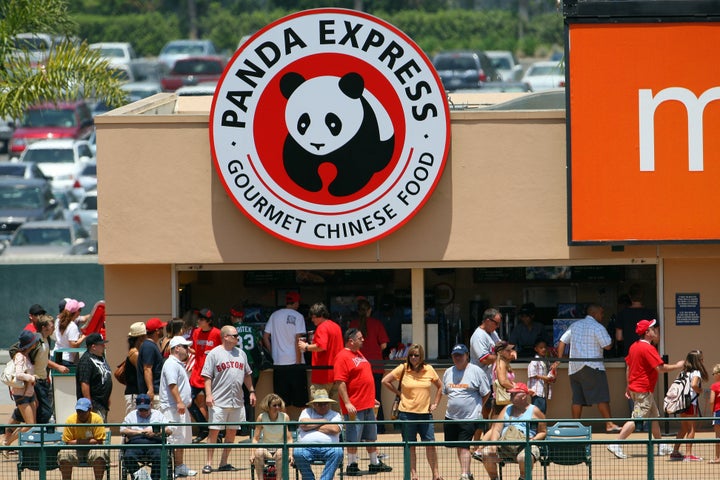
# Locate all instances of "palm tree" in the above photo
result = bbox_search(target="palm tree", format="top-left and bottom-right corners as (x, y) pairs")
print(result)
(0, 0), (127, 120)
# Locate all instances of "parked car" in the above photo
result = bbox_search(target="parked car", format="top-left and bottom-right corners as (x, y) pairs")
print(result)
(175, 82), (218, 96)
(53, 188), (80, 222)
(121, 81), (163, 102)
(1, 220), (90, 257)
(433, 51), (502, 91)
(158, 39), (218, 71)
(11, 33), (53, 66)
(521, 61), (565, 92)
(89, 42), (136, 69)
(0, 178), (64, 242)
(0, 162), (48, 180)
(18, 139), (95, 191)
(72, 161), (97, 198)
(8, 101), (94, 159)
(0, 116), (14, 153)
(72, 189), (98, 230)
(486, 50), (524, 82)
(161, 56), (225, 92)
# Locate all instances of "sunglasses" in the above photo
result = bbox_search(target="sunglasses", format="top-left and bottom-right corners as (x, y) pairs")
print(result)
(271, 403), (282, 408)
(226, 334), (239, 338)
(409, 354), (420, 358)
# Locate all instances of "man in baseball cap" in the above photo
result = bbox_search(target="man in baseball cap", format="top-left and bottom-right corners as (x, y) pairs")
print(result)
(57, 397), (109, 480)
(25, 304), (47, 332)
(139, 318), (167, 408)
(77, 333), (112, 421)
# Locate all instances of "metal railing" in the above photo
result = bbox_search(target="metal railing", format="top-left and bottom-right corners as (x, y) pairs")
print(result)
(3, 417), (719, 480)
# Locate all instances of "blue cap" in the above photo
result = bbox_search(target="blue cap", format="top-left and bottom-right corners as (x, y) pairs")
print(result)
(136, 394), (151, 410)
(75, 398), (92, 412)
(451, 344), (469, 355)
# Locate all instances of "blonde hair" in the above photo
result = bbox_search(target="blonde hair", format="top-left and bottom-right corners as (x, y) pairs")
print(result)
(713, 363), (720, 375)
(258, 393), (285, 413)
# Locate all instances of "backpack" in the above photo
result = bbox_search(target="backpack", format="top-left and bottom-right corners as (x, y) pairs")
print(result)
(1, 356), (24, 389)
(664, 371), (695, 414)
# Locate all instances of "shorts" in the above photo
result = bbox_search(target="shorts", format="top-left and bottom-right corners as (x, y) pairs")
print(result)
(713, 410), (720, 426)
(497, 444), (540, 463)
(191, 386), (205, 400)
(13, 394), (36, 406)
(630, 392), (659, 419)
(57, 448), (109, 465)
(678, 404), (699, 417)
(273, 364), (309, 407)
(162, 408), (192, 444)
(443, 418), (478, 448)
(208, 405), (245, 430)
(344, 408), (377, 442)
(398, 412), (435, 442)
(569, 366), (610, 405)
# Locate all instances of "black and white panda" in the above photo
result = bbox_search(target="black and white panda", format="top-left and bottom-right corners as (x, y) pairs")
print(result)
(280, 71), (395, 197)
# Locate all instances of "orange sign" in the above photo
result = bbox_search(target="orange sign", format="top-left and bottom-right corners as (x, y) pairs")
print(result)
(569, 23), (720, 242)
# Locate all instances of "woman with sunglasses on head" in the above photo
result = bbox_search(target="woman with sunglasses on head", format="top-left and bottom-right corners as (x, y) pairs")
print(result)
(251, 393), (292, 479)
(382, 344), (443, 480)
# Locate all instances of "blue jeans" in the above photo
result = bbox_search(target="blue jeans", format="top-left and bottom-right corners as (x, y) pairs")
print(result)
(293, 446), (343, 480)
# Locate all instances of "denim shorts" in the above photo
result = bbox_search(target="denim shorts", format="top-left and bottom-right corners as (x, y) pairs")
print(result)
(344, 408), (377, 442)
(714, 410), (720, 426)
(398, 412), (435, 441)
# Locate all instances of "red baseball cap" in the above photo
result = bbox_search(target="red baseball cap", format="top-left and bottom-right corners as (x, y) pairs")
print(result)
(286, 292), (300, 304)
(635, 319), (657, 336)
(145, 317), (167, 332)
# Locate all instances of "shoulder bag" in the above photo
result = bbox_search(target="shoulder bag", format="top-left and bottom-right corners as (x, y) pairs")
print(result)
(390, 365), (406, 420)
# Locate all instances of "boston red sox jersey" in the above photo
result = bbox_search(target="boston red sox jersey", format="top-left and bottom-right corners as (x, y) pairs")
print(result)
(201, 346), (252, 408)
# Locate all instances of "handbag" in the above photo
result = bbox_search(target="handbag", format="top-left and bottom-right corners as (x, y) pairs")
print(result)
(114, 358), (127, 385)
(390, 365), (406, 420)
(494, 379), (511, 405)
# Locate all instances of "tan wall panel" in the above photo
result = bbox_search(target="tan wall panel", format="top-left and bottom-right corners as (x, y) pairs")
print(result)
(104, 265), (173, 423)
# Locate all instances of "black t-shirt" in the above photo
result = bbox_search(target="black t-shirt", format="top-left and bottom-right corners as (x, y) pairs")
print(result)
(76, 351), (113, 409)
(615, 306), (657, 356)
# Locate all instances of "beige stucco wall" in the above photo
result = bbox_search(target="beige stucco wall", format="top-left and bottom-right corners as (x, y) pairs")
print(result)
(97, 95), (720, 424)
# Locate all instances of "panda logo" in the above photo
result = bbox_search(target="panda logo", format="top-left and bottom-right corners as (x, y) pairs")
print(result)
(280, 72), (395, 197)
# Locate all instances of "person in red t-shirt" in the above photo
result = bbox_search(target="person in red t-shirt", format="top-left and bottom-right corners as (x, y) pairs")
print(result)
(348, 299), (390, 431)
(607, 319), (684, 459)
(335, 328), (392, 475)
(298, 303), (343, 406)
(189, 308), (222, 443)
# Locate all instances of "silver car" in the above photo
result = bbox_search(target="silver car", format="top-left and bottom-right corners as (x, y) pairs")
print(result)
(1, 220), (89, 257)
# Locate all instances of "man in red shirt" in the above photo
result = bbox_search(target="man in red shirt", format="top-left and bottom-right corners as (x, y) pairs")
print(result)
(607, 319), (684, 459)
(190, 308), (221, 443)
(335, 328), (392, 475)
(24, 304), (46, 332)
(298, 303), (343, 406)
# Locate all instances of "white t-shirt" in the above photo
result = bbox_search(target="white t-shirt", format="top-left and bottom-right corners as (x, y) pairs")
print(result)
(160, 355), (192, 410)
(297, 407), (342, 443)
(264, 308), (306, 365)
(689, 370), (702, 406)
(54, 321), (81, 363)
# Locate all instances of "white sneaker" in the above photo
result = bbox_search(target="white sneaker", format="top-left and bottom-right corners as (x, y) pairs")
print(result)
(658, 444), (673, 456)
(175, 464), (198, 477)
(607, 444), (627, 459)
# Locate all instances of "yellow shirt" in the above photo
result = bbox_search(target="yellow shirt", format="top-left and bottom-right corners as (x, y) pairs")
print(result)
(391, 364), (440, 414)
(62, 412), (106, 443)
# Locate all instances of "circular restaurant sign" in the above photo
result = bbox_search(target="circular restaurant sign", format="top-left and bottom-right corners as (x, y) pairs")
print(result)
(210, 8), (450, 249)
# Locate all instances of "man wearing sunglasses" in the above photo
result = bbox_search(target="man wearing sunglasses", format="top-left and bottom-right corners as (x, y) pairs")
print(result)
(200, 325), (256, 474)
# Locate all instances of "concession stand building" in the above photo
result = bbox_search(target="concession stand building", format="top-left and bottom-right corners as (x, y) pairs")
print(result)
(96, 4), (720, 425)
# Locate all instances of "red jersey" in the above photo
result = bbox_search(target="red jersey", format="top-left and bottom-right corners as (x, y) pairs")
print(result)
(626, 340), (663, 393)
(24, 323), (37, 333)
(334, 348), (375, 414)
(712, 381), (720, 413)
(349, 317), (389, 374)
(310, 319), (343, 384)
(190, 327), (222, 388)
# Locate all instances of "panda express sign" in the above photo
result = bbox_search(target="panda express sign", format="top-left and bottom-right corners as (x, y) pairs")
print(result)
(210, 9), (450, 249)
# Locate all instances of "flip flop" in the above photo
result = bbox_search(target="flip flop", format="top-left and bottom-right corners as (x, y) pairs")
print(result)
(709, 459), (720, 464)
(606, 426), (622, 433)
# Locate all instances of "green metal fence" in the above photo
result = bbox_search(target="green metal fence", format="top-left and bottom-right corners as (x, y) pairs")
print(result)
(3, 417), (719, 480)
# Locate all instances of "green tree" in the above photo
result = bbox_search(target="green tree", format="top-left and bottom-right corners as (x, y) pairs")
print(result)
(0, 0), (126, 120)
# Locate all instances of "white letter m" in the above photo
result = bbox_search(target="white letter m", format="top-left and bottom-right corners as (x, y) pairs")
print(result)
(639, 87), (720, 172)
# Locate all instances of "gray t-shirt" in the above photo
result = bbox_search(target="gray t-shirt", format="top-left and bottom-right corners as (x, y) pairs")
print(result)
(159, 355), (191, 410)
(201, 346), (252, 408)
(442, 362), (490, 420)
(470, 327), (500, 384)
